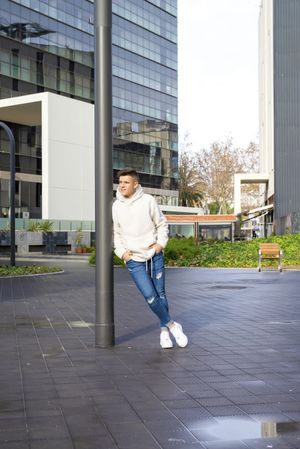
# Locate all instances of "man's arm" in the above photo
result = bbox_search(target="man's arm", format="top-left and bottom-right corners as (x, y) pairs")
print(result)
(151, 197), (169, 250)
(112, 207), (127, 260)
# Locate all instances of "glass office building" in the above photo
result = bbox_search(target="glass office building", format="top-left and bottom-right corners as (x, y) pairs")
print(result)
(0, 0), (178, 218)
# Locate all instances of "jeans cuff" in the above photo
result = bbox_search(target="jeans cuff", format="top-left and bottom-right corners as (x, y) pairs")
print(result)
(165, 320), (174, 329)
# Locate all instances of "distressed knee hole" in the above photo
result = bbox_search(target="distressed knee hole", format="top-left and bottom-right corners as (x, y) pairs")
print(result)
(156, 272), (162, 280)
(147, 296), (156, 305)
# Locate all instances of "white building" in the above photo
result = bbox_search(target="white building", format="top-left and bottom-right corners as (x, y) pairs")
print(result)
(0, 92), (95, 220)
(257, 0), (300, 234)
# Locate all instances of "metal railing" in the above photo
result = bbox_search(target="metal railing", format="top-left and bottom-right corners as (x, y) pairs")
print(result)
(0, 218), (95, 232)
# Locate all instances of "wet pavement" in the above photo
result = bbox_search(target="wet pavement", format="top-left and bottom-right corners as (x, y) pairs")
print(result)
(0, 260), (300, 449)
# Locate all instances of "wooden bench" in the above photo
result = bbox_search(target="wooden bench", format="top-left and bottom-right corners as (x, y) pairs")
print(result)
(258, 243), (283, 272)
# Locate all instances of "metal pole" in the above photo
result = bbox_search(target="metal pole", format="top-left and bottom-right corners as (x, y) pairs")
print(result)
(94, 0), (115, 347)
(0, 121), (16, 266)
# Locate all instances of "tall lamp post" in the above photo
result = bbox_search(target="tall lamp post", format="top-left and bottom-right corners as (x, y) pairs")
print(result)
(94, 0), (115, 347)
(0, 121), (16, 266)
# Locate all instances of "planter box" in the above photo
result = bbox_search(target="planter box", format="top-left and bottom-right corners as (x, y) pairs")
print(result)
(0, 231), (92, 255)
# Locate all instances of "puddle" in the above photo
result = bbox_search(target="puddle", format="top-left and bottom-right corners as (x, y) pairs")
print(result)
(268, 320), (300, 325)
(68, 321), (94, 328)
(207, 285), (248, 290)
(198, 418), (300, 442)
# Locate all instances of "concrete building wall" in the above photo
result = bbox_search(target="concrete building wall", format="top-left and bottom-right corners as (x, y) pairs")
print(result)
(43, 94), (94, 220)
(259, 0), (300, 234)
(273, 0), (300, 232)
(0, 92), (95, 221)
(259, 0), (274, 196)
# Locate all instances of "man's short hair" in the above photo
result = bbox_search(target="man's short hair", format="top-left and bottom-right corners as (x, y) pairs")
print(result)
(117, 167), (139, 181)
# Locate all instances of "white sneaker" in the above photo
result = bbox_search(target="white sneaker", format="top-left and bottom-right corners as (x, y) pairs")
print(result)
(160, 329), (173, 349)
(169, 322), (188, 348)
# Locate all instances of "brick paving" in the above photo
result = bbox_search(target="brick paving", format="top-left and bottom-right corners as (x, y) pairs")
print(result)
(0, 260), (300, 448)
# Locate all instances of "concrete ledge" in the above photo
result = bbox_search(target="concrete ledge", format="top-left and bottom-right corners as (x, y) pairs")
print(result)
(0, 230), (94, 255)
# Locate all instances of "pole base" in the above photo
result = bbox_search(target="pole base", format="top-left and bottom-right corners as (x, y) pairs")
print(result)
(95, 323), (115, 348)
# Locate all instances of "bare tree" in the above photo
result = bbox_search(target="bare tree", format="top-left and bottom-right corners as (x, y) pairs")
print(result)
(194, 139), (245, 214)
(178, 138), (260, 213)
(242, 141), (260, 172)
(178, 148), (204, 207)
(240, 141), (261, 210)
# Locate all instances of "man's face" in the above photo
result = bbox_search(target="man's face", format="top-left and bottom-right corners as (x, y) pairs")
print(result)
(118, 175), (138, 198)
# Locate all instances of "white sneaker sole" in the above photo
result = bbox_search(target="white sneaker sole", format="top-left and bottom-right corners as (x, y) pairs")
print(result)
(170, 323), (188, 348)
(160, 333), (173, 349)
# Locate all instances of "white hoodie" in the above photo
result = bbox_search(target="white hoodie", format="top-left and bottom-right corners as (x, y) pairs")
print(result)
(112, 185), (169, 262)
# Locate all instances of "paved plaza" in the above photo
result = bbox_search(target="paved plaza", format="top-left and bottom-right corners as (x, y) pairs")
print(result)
(0, 259), (300, 448)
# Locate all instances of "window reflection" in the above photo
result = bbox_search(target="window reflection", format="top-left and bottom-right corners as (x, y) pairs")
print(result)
(0, 0), (178, 202)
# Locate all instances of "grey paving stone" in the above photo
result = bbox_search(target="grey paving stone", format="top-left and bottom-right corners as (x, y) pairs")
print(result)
(64, 413), (108, 438)
(30, 439), (74, 449)
(148, 426), (200, 446)
(203, 405), (248, 417)
(0, 429), (29, 442)
(164, 399), (201, 409)
(201, 441), (249, 449)
(25, 399), (62, 418)
(1, 261), (300, 448)
(107, 422), (161, 449)
(27, 415), (70, 439)
(197, 398), (233, 407)
(0, 443), (30, 449)
(72, 435), (117, 449)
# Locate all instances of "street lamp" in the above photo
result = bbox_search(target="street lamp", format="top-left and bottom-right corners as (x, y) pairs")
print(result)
(94, 0), (115, 347)
(0, 121), (16, 266)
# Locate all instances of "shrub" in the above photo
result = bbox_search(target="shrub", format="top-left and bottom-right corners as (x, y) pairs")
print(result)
(164, 233), (300, 268)
(88, 250), (123, 266)
(27, 220), (53, 232)
(27, 221), (40, 232)
(164, 237), (198, 264)
(88, 234), (300, 268)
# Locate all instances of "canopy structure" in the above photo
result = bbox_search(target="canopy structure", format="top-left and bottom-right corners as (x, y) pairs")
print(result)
(165, 214), (237, 242)
(234, 173), (270, 215)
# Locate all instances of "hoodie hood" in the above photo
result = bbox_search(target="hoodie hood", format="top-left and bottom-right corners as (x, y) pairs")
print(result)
(116, 184), (144, 204)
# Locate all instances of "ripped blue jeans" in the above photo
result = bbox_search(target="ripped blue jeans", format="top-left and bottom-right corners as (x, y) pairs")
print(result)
(126, 252), (172, 328)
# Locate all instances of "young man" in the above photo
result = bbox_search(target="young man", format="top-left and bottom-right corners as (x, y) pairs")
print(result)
(112, 167), (188, 349)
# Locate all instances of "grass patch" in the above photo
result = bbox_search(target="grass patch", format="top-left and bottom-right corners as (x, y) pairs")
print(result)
(0, 265), (63, 277)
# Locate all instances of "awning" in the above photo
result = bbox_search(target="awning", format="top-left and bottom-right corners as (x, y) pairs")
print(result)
(248, 204), (273, 214)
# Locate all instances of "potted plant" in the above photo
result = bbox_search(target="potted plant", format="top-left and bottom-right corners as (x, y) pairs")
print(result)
(75, 228), (84, 253)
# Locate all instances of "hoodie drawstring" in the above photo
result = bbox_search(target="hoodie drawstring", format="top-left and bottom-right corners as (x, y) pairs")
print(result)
(146, 257), (154, 279)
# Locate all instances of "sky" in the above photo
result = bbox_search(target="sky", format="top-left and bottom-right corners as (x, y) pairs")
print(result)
(177, 0), (262, 151)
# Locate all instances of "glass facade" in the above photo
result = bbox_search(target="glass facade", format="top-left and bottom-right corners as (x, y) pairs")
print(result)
(0, 123), (42, 217)
(0, 0), (178, 217)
